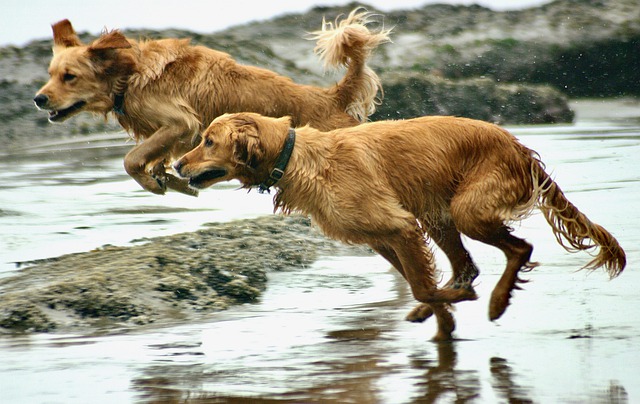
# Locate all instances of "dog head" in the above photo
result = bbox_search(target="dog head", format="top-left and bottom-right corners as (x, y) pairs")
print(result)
(34, 19), (135, 122)
(174, 112), (291, 190)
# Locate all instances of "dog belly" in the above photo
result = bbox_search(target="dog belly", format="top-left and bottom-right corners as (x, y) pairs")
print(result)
(311, 205), (415, 245)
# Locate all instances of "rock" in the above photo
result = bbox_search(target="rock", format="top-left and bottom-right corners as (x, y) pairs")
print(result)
(0, 303), (57, 332)
(0, 215), (371, 334)
(372, 0), (640, 98)
(373, 72), (574, 124)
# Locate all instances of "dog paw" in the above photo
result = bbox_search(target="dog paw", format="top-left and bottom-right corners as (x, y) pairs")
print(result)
(154, 177), (168, 193)
(489, 264), (536, 321)
(488, 290), (510, 321)
(132, 174), (166, 195)
(448, 284), (478, 302)
(459, 286), (479, 302)
(423, 287), (478, 304)
(405, 303), (434, 323)
(451, 281), (476, 291)
(146, 163), (168, 194)
(450, 264), (480, 288)
(431, 306), (456, 341)
(432, 329), (455, 342)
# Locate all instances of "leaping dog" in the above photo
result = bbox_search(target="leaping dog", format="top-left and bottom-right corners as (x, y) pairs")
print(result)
(34, 9), (390, 196)
(174, 112), (625, 340)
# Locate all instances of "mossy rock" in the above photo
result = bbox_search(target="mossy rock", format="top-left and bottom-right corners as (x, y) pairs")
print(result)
(0, 215), (371, 334)
(373, 72), (574, 124)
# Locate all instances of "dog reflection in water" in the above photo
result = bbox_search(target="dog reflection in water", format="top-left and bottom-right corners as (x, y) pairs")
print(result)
(174, 112), (625, 340)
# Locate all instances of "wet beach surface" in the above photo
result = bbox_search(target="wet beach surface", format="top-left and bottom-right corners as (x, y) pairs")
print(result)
(1, 99), (639, 403)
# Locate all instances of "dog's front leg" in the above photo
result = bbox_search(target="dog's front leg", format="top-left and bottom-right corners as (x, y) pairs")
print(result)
(390, 228), (477, 305)
(124, 149), (166, 195)
(124, 127), (194, 195)
(388, 228), (475, 341)
(370, 242), (436, 323)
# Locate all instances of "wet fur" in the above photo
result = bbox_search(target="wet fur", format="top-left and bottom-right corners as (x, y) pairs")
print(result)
(34, 9), (390, 196)
(174, 112), (626, 340)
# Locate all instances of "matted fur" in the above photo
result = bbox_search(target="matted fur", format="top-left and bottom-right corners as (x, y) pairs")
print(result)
(34, 9), (389, 196)
(174, 112), (626, 340)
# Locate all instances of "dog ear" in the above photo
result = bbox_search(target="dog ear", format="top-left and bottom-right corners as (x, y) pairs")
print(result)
(89, 30), (132, 52)
(232, 118), (264, 169)
(52, 19), (83, 48)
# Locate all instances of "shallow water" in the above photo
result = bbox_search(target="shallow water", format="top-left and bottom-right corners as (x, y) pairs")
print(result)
(1, 99), (639, 403)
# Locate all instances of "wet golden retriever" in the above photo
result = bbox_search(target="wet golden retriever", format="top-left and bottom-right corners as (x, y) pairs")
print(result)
(34, 9), (390, 196)
(173, 112), (626, 340)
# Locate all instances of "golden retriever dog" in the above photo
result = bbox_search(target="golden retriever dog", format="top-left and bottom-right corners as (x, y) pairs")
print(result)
(173, 112), (626, 340)
(34, 9), (390, 196)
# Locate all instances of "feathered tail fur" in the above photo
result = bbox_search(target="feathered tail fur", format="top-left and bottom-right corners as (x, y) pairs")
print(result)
(532, 161), (626, 278)
(309, 8), (391, 122)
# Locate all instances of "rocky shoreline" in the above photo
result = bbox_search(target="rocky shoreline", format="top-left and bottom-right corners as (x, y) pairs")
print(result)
(373, 72), (574, 124)
(0, 215), (372, 334)
(4, 0), (638, 148)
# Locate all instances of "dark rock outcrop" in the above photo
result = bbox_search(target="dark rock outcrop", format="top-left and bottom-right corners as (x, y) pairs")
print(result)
(0, 215), (371, 334)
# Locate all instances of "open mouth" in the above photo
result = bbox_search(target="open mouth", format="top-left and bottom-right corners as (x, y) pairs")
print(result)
(188, 168), (228, 188)
(48, 101), (87, 122)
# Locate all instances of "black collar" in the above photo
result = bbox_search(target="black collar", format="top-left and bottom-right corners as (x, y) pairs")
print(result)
(258, 128), (296, 194)
(113, 93), (125, 115)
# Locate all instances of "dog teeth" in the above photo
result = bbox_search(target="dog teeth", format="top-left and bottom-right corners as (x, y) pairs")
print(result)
(47, 110), (61, 122)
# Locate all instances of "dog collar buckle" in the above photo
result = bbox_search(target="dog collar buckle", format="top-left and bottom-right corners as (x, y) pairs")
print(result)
(269, 168), (285, 182)
(258, 168), (285, 194)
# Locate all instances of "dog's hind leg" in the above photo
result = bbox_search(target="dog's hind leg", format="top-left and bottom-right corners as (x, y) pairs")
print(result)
(451, 199), (537, 320)
(483, 228), (537, 321)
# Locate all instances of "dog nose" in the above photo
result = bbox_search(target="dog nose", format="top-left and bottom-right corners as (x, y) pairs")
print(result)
(33, 94), (49, 108)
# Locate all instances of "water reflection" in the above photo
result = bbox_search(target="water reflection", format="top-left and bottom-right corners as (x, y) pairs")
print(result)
(489, 357), (533, 403)
(410, 343), (480, 403)
(131, 341), (548, 403)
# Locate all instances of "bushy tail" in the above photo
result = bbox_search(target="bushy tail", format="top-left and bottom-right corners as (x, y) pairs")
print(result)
(309, 8), (391, 122)
(533, 162), (626, 278)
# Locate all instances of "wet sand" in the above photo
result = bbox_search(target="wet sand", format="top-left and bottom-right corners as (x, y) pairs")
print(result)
(0, 99), (639, 403)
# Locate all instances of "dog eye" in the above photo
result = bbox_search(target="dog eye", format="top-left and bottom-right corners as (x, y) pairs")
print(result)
(62, 73), (77, 82)
(204, 138), (214, 147)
